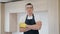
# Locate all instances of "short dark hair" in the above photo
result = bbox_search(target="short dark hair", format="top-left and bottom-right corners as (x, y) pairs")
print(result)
(26, 3), (33, 8)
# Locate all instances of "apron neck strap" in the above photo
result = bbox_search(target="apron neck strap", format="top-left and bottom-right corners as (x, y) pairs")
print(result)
(26, 14), (34, 19)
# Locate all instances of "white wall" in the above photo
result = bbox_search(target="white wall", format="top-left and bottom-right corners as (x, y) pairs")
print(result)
(48, 0), (59, 34)
(5, 9), (10, 32)
(5, 0), (48, 13)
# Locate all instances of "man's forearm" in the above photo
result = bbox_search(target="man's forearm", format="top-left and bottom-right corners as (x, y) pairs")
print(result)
(27, 25), (40, 30)
(26, 22), (42, 30)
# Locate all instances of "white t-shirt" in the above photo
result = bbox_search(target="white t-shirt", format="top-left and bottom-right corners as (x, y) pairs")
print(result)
(19, 13), (40, 23)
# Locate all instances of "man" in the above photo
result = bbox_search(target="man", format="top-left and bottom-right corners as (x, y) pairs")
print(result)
(20, 3), (42, 34)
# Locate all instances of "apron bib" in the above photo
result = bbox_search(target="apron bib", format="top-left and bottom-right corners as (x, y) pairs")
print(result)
(24, 14), (39, 34)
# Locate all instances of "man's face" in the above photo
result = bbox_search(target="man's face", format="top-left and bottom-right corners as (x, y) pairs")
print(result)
(26, 5), (33, 14)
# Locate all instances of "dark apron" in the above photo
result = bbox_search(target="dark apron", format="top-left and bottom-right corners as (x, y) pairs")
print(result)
(24, 14), (39, 34)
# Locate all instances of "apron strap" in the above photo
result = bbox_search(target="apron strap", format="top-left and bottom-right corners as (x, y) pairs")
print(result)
(26, 14), (34, 20)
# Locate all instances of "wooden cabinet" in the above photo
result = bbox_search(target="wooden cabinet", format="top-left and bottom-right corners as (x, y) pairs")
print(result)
(9, 13), (17, 32)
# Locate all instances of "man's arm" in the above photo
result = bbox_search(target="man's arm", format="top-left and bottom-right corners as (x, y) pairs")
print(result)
(20, 27), (31, 32)
(20, 21), (42, 32)
(27, 21), (42, 30)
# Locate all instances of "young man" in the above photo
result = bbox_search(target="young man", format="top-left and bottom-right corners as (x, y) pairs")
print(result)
(20, 3), (42, 34)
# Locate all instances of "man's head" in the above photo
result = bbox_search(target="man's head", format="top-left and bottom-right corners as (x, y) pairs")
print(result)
(25, 3), (33, 14)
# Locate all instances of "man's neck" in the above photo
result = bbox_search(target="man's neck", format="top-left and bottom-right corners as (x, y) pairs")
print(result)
(28, 13), (33, 16)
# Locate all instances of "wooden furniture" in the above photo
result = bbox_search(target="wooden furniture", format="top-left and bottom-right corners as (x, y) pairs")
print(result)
(9, 13), (17, 32)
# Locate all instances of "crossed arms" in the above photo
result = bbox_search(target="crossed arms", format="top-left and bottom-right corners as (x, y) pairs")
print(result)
(20, 21), (42, 32)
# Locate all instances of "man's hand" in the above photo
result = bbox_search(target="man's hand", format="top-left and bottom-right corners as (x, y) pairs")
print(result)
(20, 27), (31, 32)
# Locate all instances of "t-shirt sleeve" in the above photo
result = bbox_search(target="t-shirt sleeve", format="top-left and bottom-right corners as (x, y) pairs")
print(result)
(35, 14), (41, 22)
(18, 15), (26, 24)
